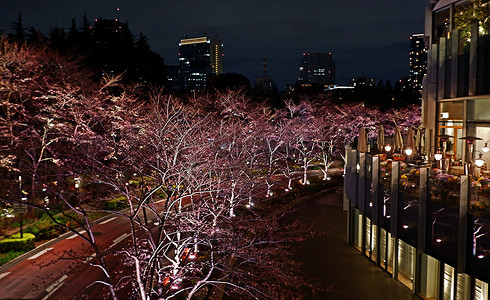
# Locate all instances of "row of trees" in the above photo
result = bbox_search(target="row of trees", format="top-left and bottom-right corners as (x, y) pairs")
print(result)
(7, 12), (166, 85)
(0, 39), (420, 299)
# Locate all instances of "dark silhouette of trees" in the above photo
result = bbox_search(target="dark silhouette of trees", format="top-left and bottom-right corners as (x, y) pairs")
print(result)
(3, 13), (167, 86)
(26, 26), (45, 45)
(207, 73), (251, 91)
(9, 12), (26, 42)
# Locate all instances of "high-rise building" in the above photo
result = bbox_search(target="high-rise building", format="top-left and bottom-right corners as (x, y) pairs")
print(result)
(91, 18), (134, 76)
(297, 52), (335, 87)
(178, 36), (223, 91)
(408, 34), (427, 100)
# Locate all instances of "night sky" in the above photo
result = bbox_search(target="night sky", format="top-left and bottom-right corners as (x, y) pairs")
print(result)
(0, 0), (426, 89)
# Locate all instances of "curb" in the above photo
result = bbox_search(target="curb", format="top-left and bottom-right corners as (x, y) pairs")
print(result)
(0, 213), (119, 273)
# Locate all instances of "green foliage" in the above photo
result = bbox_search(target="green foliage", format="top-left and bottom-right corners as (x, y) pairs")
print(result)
(454, 1), (490, 37)
(24, 213), (74, 241)
(0, 233), (35, 252)
(105, 195), (128, 210)
(155, 188), (167, 199)
(0, 250), (26, 266)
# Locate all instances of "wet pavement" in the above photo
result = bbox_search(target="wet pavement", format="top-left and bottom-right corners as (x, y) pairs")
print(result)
(289, 189), (421, 299)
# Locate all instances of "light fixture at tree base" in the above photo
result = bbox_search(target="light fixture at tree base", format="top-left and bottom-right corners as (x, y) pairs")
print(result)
(384, 144), (391, 152)
(404, 148), (413, 156)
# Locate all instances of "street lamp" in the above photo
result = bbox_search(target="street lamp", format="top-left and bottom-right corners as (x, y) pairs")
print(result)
(384, 144), (392, 152)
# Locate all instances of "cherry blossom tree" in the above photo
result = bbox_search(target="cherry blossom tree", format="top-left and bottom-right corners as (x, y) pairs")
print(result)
(284, 99), (318, 185)
(1, 37), (423, 300)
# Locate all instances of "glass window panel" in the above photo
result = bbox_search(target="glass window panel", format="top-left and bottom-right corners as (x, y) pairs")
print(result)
(365, 217), (371, 257)
(439, 101), (464, 121)
(456, 273), (470, 300)
(476, 127), (490, 170)
(397, 240), (415, 289)
(372, 224), (378, 263)
(443, 264), (455, 300)
(475, 279), (489, 300)
(468, 99), (490, 121)
(387, 233), (394, 274)
(380, 228), (387, 269)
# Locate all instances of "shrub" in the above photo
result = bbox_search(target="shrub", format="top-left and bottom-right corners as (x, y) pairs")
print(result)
(105, 200), (119, 210)
(0, 233), (35, 252)
(24, 214), (69, 241)
(105, 196), (128, 210)
(0, 250), (26, 266)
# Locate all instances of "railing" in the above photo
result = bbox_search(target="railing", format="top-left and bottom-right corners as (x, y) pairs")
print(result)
(344, 147), (490, 283)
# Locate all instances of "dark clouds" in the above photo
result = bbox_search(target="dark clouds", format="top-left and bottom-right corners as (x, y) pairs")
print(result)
(0, 0), (426, 88)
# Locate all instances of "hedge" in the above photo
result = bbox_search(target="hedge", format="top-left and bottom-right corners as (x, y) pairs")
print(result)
(0, 233), (35, 252)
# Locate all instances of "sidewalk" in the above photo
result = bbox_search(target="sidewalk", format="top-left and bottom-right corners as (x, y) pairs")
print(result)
(290, 189), (421, 299)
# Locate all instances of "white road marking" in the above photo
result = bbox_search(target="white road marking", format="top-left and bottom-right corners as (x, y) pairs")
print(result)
(83, 253), (96, 264)
(28, 248), (54, 260)
(43, 275), (67, 300)
(99, 216), (117, 224)
(66, 230), (86, 240)
(110, 233), (129, 248)
(0, 272), (11, 280)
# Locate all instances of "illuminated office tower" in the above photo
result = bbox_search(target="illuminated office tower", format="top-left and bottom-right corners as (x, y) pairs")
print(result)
(408, 33), (427, 100)
(179, 36), (223, 90)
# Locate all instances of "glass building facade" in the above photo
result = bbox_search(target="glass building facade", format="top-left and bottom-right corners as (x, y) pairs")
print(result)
(178, 36), (223, 91)
(346, 1), (490, 298)
(344, 151), (490, 299)
(423, 0), (490, 166)
(297, 52), (335, 87)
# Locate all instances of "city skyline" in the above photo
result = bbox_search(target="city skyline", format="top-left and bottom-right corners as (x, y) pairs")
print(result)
(0, 0), (426, 88)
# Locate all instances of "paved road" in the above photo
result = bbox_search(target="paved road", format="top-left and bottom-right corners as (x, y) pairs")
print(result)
(0, 194), (182, 299)
(288, 189), (421, 300)
(0, 215), (134, 299)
